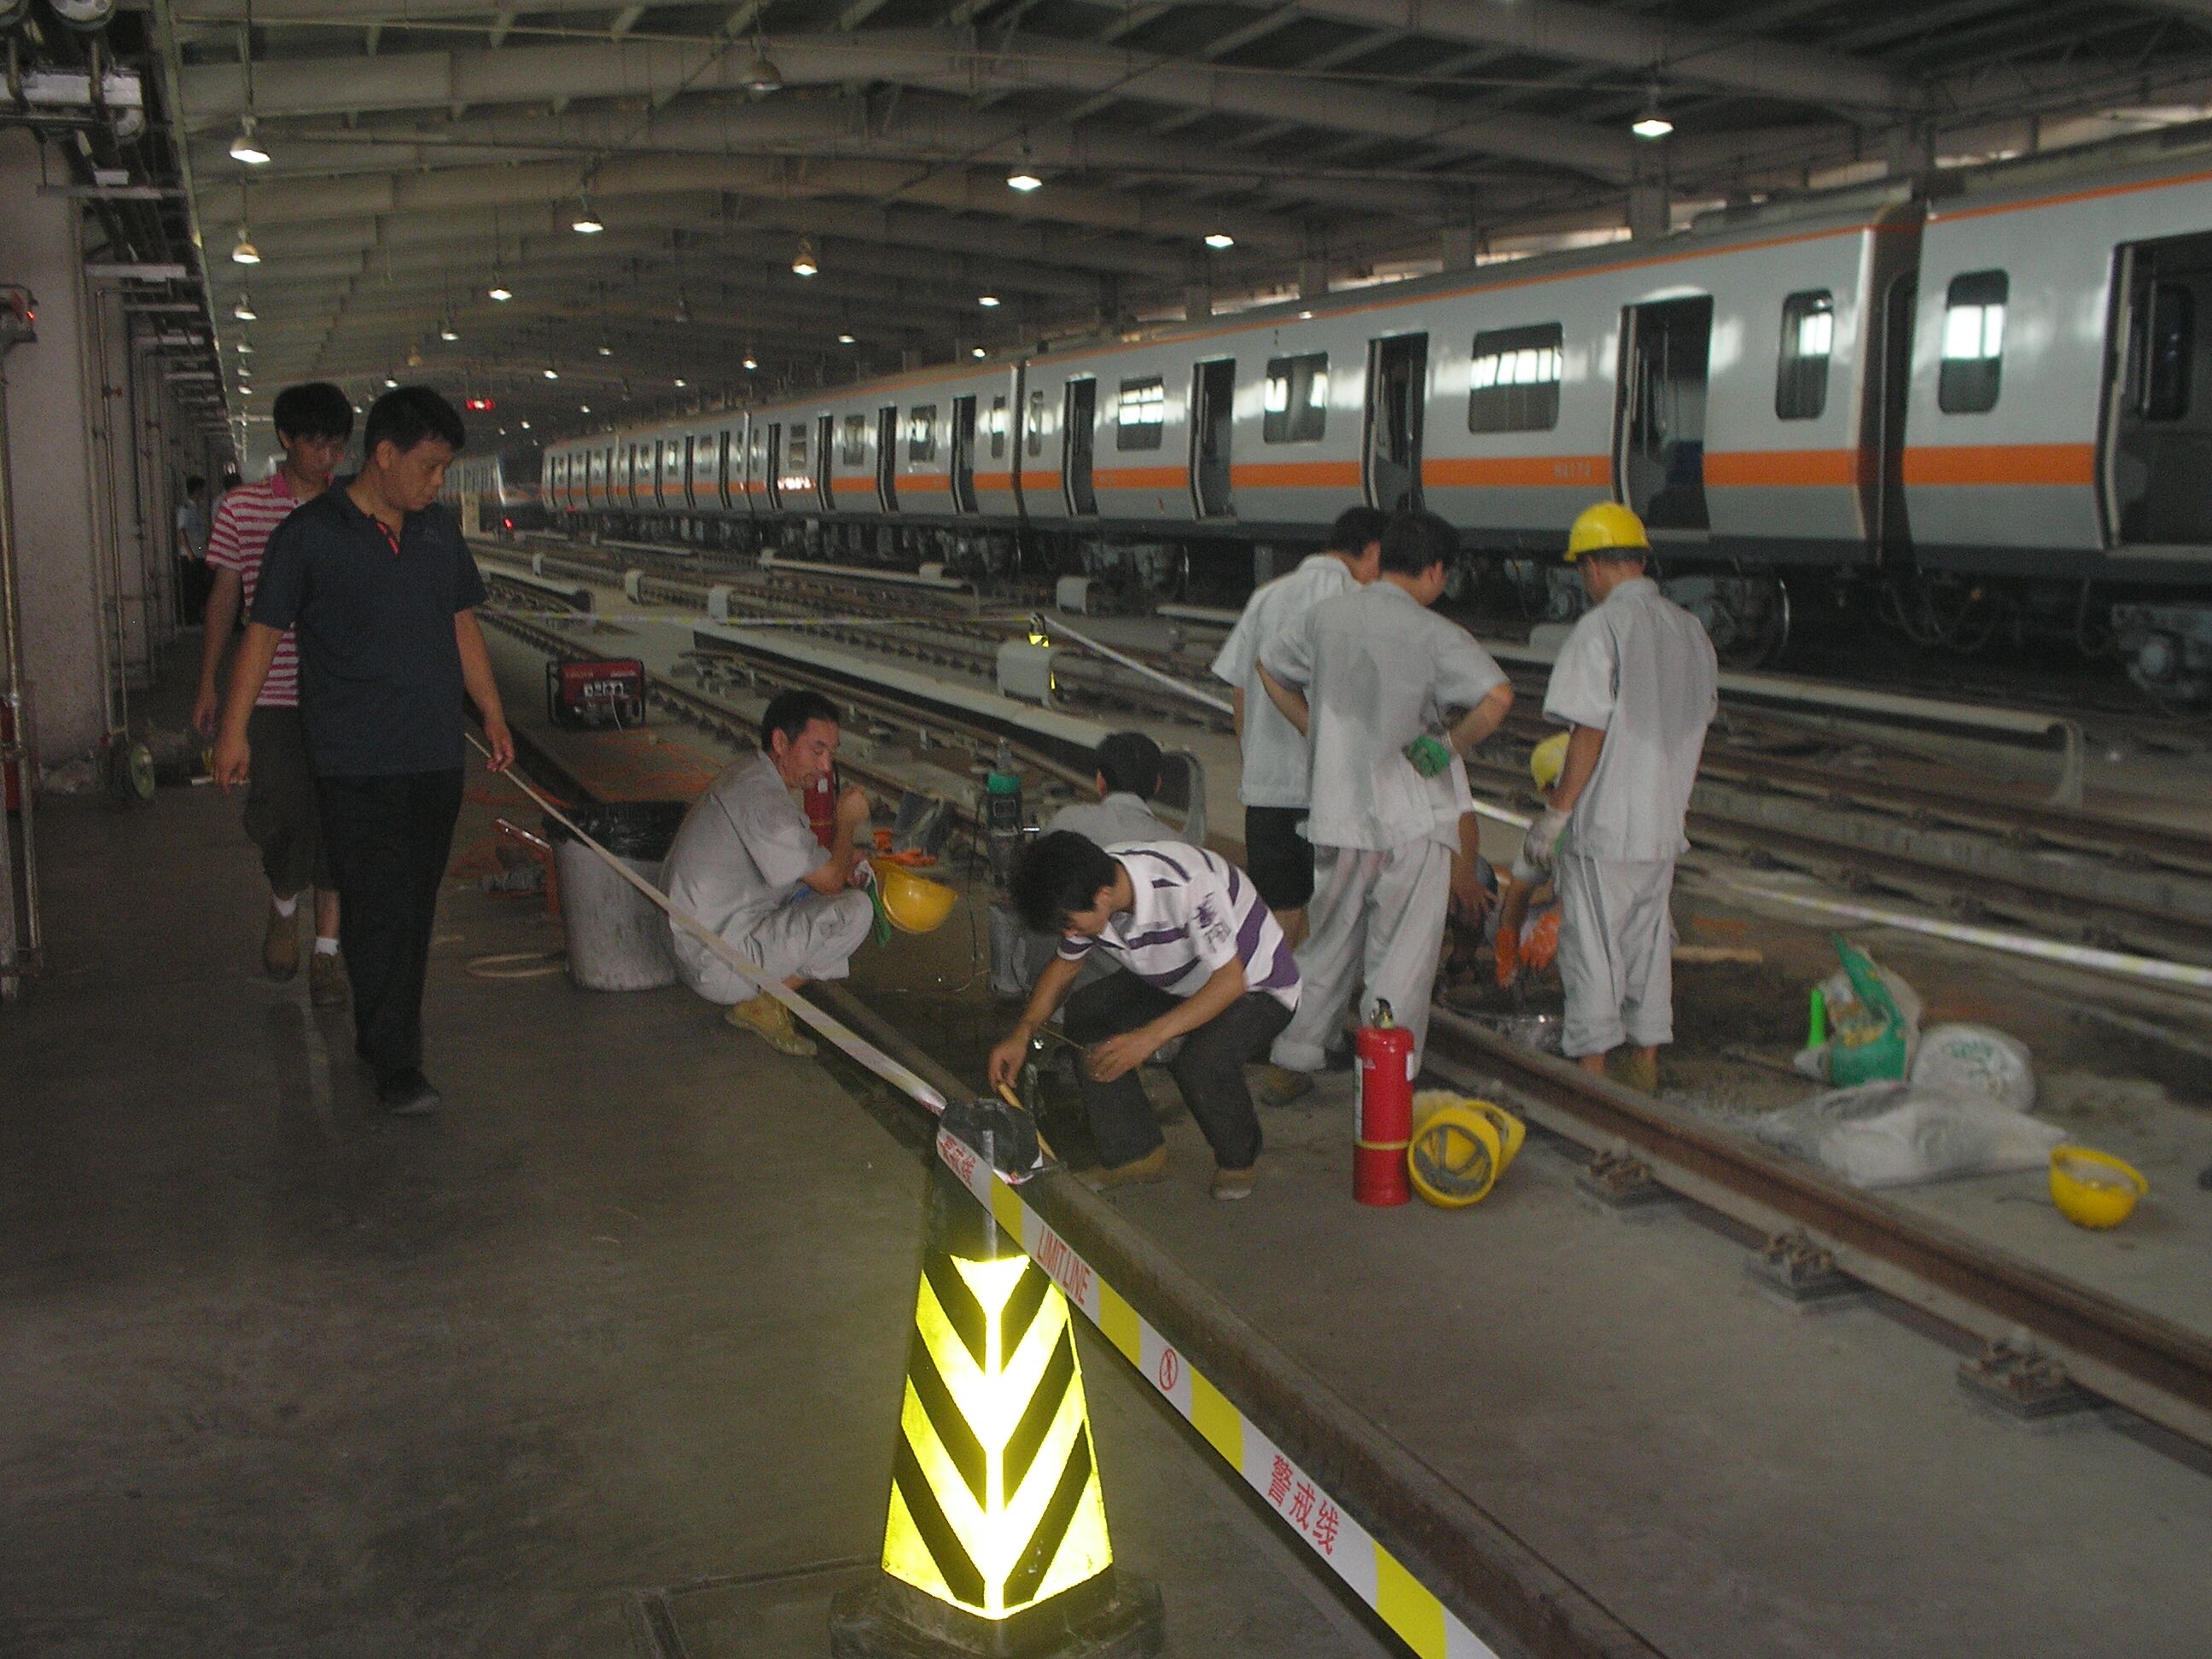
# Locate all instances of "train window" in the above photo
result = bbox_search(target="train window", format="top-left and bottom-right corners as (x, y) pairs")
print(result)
(2138, 282), (2193, 422)
(787, 427), (808, 469)
(908, 405), (938, 462)
(1938, 271), (2007, 414)
(1261, 353), (1328, 444)
(1775, 291), (1834, 421)
(1026, 390), (1045, 457)
(989, 395), (1008, 460)
(1116, 377), (1165, 451)
(1466, 326), (1562, 434)
(840, 413), (869, 466)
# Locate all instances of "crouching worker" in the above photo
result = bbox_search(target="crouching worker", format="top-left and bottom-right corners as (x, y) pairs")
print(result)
(988, 833), (1298, 1201)
(664, 689), (874, 1057)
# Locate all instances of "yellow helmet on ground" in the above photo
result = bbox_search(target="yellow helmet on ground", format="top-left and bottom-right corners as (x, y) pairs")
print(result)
(1564, 501), (1650, 562)
(1530, 731), (1570, 793)
(870, 859), (958, 934)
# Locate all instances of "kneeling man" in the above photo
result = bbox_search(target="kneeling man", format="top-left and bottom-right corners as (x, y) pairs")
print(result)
(989, 832), (1298, 1200)
(664, 689), (873, 1057)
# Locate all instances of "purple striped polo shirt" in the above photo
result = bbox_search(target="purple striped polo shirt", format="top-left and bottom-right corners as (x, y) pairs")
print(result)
(1057, 842), (1300, 1010)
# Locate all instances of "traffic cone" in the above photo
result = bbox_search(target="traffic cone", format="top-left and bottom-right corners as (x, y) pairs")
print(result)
(830, 1160), (1164, 1658)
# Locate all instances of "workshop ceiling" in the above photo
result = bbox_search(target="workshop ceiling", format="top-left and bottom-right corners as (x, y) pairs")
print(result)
(150, 0), (2212, 443)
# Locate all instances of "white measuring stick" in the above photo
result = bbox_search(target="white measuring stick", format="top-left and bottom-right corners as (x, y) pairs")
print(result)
(467, 734), (950, 1111)
(1724, 877), (2212, 993)
(1044, 614), (1236, 717)
(1469, 799), (1534, 832)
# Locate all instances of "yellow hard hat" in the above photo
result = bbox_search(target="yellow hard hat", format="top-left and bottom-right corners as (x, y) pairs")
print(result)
(1406, 1092), (1525, 1208)
(2049, 1145), (2147, 1230)
(870, 859), (958, 934)
(1530, 731), (1570, 793)
(1564, 501), (1650, 562)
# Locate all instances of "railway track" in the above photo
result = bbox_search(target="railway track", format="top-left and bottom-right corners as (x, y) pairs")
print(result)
(478, 584), (2212, 1465)
(484, 544), (2212, 969)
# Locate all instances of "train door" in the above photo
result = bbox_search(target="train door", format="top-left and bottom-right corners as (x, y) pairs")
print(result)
(1615, 296), (1714, 531)
(1191, 358), (1235, 517)
(1363, 334), (1426, 512)
(951, 395), (979, 514)
(876, 405), (899, 512)
(1064, 378), (1097, 515)
(747, 423), (767, 514)
(764, 423), (783, 511)
(816, 414), (836, 513)
(2106, 231), (2212, 548)
(1874, 272), (1916, 559)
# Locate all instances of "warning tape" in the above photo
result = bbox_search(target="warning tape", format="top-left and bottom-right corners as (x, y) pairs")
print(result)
(933, 1125), (1501, 1659)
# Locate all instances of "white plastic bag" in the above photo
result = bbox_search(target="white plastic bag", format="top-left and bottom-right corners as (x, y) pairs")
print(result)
(1910, 1024), (2035, 1113)
(1749, 1081), (2064, 1189)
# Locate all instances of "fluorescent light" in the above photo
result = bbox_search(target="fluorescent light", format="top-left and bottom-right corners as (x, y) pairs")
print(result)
(978, 294), (1000, 308)
(1632, 114), (1674, 140)
(1006, 170), (1042, 193)
(488, 284), (513, 301)
(229, 119), (271, 166)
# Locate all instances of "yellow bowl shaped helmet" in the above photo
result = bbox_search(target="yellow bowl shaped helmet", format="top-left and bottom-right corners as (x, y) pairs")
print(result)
(870, 859), (958, 934)
(1530, 731), (1570, 793)
(1564, 501), (1650, 563)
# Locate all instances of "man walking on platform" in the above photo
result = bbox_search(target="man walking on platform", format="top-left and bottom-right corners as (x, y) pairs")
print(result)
(212, 387), (512, 1117)
(1210, 506), (1385, 945)
(193, 381), (354, 1003)
(1254, 509), (1514, 1103)
(1518, 504), (1717, 1092)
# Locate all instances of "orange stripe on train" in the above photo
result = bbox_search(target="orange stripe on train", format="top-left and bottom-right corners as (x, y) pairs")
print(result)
(1900, 443), (2097, 486)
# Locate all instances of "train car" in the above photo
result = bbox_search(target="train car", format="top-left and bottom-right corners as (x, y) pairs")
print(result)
(442, 445), (544, 536)
(541, 131), (2212, 696)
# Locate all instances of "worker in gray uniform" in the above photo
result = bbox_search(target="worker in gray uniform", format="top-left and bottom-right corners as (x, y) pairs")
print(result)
(1254, 509), (1514, 1101)
(1210, 505), (1386, 944)
(1520, 503), (1718, 1093)
(662, 688), (875, 1057)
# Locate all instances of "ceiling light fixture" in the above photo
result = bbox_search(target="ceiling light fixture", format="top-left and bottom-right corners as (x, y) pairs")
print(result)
(674, 377), (686, 387)
(579, 403), (591, 413)
(230, 227), (260, 265)
(675, 288), (692, 323)
(236, 339), (252, 352)
(521, 420), (531, 430)
(598, 344), (612, 356)
(233, 294), (256, 321)
(742, 353), (759, 370)
(742, 49), (783, 96)
(971, 346), (987, 358)
(571, 197), (604, 234)
(229, 117), (271, 166)
(383, 376), (398, 387)
(544, 366), (559, 380)
(977, 294), (1000, 308)
(488, 283), (512, 302)
(792, 237), (818, 278)
(1203, 232), (1235, 250)
(1632, 89), (1674, 141)
(439, 317), (458, 341)
(1006, 169), (1042, 193)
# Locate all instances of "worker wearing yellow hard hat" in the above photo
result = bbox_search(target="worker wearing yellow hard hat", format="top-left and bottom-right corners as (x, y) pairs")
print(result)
(1493, 736), (1566, 988)
(1520, 501), (1718, 1093)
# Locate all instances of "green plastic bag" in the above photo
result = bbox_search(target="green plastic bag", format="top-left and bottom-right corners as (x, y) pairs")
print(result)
(1825, 935), (1908, 1086)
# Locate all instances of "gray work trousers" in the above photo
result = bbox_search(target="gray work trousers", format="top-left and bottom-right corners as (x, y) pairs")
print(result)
(1270, 837), (1451, 1076)
(1556, 851), (1677, 1057)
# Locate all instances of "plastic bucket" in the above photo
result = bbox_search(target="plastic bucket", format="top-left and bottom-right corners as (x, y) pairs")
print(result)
(544, 802), (690, 992)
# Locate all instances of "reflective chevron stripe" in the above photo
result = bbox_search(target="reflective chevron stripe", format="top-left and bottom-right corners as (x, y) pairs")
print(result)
(935, 1126), (1504, 1659)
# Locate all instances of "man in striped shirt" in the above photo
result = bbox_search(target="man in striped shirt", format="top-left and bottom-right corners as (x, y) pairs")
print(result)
(193, 382), (354, 1000)
(989, 832), (1298, 1200)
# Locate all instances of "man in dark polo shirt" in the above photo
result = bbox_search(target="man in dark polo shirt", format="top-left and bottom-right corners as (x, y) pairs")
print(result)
(212, 387), (515, 1115)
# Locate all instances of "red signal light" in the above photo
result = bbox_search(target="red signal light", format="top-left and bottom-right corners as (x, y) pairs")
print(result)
(464, 396), (496, 411)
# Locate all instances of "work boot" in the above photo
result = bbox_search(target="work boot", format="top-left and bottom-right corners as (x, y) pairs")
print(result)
(1210, 1164), (1255, 1201)
(725, 993), (818, 1057)
(1256, 1064), (1313, 1107)
(309, 949), (347, 1009)
(1077, 1144), (1169, 1193)
(378, 1069), (442, 1116)
(1613, 1049), (1659, 1093)
(262, 900), (300, 981)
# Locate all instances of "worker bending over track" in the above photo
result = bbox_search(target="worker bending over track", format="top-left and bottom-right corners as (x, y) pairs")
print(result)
(1520, 504), (1718, 1092)
(663, 689), (875, 1058)
(1254, 509), (1515, 1103)
(1210, 505), (1386, 946)
(991, 833), (1300, 1201)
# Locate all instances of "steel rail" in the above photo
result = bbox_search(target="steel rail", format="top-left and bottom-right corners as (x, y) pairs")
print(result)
(1424, 1010), (2212, 1452)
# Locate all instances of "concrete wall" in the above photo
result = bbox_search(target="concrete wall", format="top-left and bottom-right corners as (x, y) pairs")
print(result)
(1, 131), (114, 768)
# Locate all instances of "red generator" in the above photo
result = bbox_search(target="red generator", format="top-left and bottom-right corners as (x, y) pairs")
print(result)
(545, 658), (647, 730)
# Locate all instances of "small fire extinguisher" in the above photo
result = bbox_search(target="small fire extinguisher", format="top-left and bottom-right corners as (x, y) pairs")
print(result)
(1354, 998), (1416, 1207)
(803, 770), (837, 849)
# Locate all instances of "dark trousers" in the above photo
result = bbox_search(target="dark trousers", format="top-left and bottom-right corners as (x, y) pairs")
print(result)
(317, 770), (464, 1080)
(1063, 970), (1293, 1171)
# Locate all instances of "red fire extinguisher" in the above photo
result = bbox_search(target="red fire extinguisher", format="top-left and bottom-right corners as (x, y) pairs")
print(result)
(1354, 998), (1416, 1207)
(802, 771), (836, 849)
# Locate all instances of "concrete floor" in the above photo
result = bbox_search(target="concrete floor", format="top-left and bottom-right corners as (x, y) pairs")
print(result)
(0, 751), (1394, 1656)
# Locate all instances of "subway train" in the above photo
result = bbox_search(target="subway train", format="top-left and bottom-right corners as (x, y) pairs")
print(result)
(542, 133), (2212, 702)
(442, 446), (546, 536)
